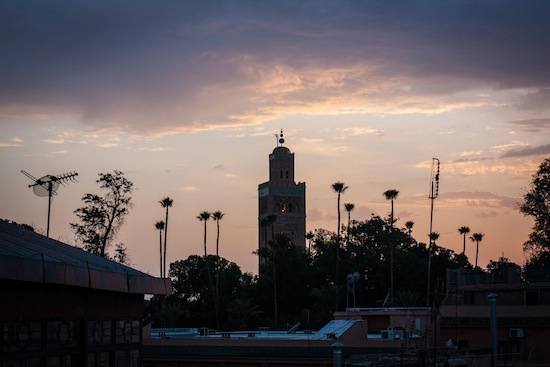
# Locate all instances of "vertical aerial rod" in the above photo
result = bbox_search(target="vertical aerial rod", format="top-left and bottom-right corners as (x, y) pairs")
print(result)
(426, 158), (440, 307)
(424, 158), (439, 361)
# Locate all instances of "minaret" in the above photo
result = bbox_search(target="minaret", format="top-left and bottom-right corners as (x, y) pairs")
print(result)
(258, 129), (306, 272)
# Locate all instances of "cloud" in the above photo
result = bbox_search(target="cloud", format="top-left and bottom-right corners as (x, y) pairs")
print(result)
(438, 191), (519, 210)
(476, 211), (499, 219)
(177, 186), (199, 191)
(504, 118), (550, 132)
(439, 158), (538, 177)
(1, 1), (549, 136)
(135, 147), (172, 152)
(500, 143), (550, 158)
(42, 139), (65, 144)
(307, 208), (335, 222)
(0, 137), (23, 147)
(338, 127), (384, 137)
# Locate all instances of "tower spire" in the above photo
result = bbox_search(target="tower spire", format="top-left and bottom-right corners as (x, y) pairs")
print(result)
(279, 129), (284, 146)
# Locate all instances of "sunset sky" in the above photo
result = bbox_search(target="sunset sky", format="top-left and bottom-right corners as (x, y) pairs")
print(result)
(1, 1), (549, 276)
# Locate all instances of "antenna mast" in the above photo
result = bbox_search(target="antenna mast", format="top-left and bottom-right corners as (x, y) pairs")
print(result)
(425, 158), (440, 347)
(21, 170), (78, 237)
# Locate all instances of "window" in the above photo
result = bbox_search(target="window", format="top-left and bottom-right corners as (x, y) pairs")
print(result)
(463, 292), (475, 305)
(281, 203), (287, 212)
(286, 170), (289, 179)
(525, 290), (540, 305)
(280, 171), (283, 179)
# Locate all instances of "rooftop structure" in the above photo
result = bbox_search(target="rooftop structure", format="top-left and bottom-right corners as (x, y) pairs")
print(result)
(0, 219), (171, 366)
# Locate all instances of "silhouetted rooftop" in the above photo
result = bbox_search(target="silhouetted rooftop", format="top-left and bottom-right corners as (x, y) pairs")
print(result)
(0, 219), (171, 295)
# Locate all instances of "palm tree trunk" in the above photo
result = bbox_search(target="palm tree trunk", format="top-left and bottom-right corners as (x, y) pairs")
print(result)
(390, 199), (394, 304)
(336, 193), (341, 287)
(475, 242), (479, 268)
(159, 229), (163, 277)
(163, 207), (169, 277)
(463, 234), (466, 255)
(203, 221), (220, 330)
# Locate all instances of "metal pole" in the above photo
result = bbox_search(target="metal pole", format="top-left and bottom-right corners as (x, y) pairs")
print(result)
(46, 181), (53, 237)
(489, 294), (498, 364)
(332, 342), (343, 367)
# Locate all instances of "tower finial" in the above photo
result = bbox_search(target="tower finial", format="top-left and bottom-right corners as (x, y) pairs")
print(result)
(279, 128), (285, 146)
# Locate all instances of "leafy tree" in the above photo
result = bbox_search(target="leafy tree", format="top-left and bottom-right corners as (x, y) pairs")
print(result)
(331, 181), (348, 286)
(71, 170), (133, 262)
(309, 285), (342, 328)
(394, 289), (422, 307)
(486, 256), (520, 273)
(159, 197), (173, 277)
(520, 158), (550, 266)
(169, 255), (253, 328)
(226, 298), (263, 330)
(458, 226), (470, 255)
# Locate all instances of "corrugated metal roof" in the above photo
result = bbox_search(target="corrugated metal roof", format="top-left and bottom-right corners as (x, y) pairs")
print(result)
(0, 219), (171, 295)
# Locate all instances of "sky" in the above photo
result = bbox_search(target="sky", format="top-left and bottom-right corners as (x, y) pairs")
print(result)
(1, 1), (550, 277)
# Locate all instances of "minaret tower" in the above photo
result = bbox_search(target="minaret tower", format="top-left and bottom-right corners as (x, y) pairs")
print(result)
(258, 129), (306, 271)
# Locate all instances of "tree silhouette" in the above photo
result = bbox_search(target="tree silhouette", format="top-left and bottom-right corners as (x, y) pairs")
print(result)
(155, 220), (165, 277)
(458, 226), (470, 255)
(160, 197), (173, 277)
(344, 203), (355, 247)
(212, 210), (225, 328)
(405, 220), (414, 245)
(470, 233), (484, 268)
(71, 170), (133, 261)
(197, 211), (219, 329)
(520, 158), (550, 266)
(383, 189), (399, 302)
(331, 182), (348, 286)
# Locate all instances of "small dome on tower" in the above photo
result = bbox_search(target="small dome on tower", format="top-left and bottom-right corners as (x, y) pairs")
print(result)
(272, 146), (291, 155)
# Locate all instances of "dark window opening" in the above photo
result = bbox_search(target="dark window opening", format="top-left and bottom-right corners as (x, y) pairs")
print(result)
(463, 292), (475, 305)
(526, 290), (540, 305)
(286, 170), (289, 179)
(280, 171), (283, 179)
(281, 203), (287, 213)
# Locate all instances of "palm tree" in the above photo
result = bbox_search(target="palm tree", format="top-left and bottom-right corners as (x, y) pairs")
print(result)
(159, 197), (173, 277)
(344, 203), (355, 247)
(426, 231), (440, 308)
(305, 231), (314, 254)
(383, 190), (399, 227)
(405, 220), (414, 245)
(197, 211), (218, 329)
(331, 182), (348, 286)
(197, 211), (211, 255)
(458, 226), (470, 255)
(383, 189), (399, 303)
(155, 220), (165, 277)
(212, 211), (225, 257)
(429, 231), (440, 244)
(212, 210), (225, 327)
(470, 233), (484, 268)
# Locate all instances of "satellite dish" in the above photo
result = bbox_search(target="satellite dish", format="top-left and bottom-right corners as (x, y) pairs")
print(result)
(21, 170), (78, 237)
(33, 175), (60, 197)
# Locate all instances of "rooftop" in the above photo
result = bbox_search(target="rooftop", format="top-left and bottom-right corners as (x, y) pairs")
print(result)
(0, 219), (171, 295)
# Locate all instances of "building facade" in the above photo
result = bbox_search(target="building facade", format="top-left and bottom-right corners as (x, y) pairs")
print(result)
(439, 267), (550, 365)
(0, 220), (171, 367)
(258, 130), (306, 272)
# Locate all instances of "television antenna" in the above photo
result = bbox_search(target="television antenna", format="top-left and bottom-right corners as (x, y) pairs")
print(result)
(21, 170), (78, 237)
